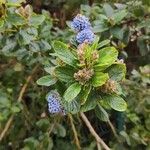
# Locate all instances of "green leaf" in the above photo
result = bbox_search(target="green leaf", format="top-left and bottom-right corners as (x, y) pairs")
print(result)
(63, 83), (81, 102)
(110, 27), (124, 40)
(29, 14), (45, 26)
(94, 47), (118, 71)
(81, 97), (97, 112)
(91, 36), (99, 50)
(55, 66), (75, 83)
(24, 137), (39, 149)
(7, 11), (25, 26)
(103, 3), (114, 17)
(107, 64), (126, 81)
(95, 104), (109, 122)
(102, 94), (127, 111)
(19, 28), (37, 45)
(36, 75), (57, 86)
(98, 39), (110, 49)
(63, 100), (80, 114)
(11, 105), (21, 113)
(36, 118), (50, 131)
(0, 20), (4, 28)
(92, 72), (109, 87)
(80, 86), (91, 105)
(112, 10), (127, 24)
(0, 91), (11, 108)
(53, 41), (77, 66)
(53, 124), (66, 137)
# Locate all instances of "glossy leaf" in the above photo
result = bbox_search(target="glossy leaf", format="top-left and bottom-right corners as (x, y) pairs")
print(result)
(95, 104), (109, 122)
(36, 75), (57, 86)
(92, 72), (109, 87)
(53, 41), (77, 66)
(55, 66), (75, 83)
(94, 47), (118, 71)
(80, 86), (92, 105)
(102, 94), (127, 111)
(63, 83), (81, 102)
(107, 64), (126, 81)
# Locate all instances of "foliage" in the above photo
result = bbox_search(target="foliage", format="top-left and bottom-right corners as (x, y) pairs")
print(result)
(0, 0), (150, 149)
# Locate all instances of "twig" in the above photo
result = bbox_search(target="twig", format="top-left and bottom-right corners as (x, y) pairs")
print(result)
(97, 142), (102, 150)
(68, 114), (81, 150)
(107, 120), (120, 142)
(80, 112), (111, 150)
(0, 65), (39, 142)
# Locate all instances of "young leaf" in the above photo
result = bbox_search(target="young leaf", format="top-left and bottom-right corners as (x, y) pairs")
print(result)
(107, 64), (126, 81)
(36, 75), (57, 86)
(92, 72), (109, 87)
(53, 41), (77, 66)
(102, 94), (127, 111)
(94, 47), (118, 71)
(55, 66), (75, 83)
(63, 82), (81, 102)
(95, 104), (109, 122)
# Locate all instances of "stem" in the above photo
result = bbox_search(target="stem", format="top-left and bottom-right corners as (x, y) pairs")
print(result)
(80, 112), (111, 150)
(107, 120), (120, 142)
(68, 114), (81, 150)
(0, 65), (39, 142)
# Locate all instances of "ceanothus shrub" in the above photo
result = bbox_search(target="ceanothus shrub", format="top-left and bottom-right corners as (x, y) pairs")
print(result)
(37, 14), (127, 117)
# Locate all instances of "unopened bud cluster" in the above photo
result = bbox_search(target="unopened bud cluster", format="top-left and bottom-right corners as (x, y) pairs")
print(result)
(74, 68), (94, 85)
(101, 80), (117, 93)
(15, 5), (32, 19)
(77, 43), (87, 65)
(92, 50), (99, 61)
(129, 25), (142, 42)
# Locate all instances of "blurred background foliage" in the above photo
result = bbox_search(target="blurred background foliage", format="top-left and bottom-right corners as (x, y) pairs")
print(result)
(0, 0), (150, 149)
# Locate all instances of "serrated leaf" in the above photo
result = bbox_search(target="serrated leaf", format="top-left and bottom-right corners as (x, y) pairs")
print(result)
(55, 66), (75, 83)
(92, 72), (109, 87)
(95, 104), (109, 122)
(102, 94), (127, 111)
(36, 75), (57, 86)
(53, 41), (77, 66)
(94, 47), (118, 71)
(63, 83), (81, 102)
(107, 64), (126, 81)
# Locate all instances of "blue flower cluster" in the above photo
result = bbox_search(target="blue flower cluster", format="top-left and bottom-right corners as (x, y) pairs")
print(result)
(47, 91), (65, 115)
(71, 14), (91, 32)
(71, 14), (95, 44)
(76, 29), (95, 44)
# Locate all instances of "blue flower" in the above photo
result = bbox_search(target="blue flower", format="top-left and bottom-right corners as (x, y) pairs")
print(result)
(76, 29), (95, 44)
(71, 14), (91, 32)
(47, 91), (66, 115)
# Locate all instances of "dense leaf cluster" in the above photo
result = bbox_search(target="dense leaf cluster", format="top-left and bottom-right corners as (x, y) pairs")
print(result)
(0, 0), (149, 149)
